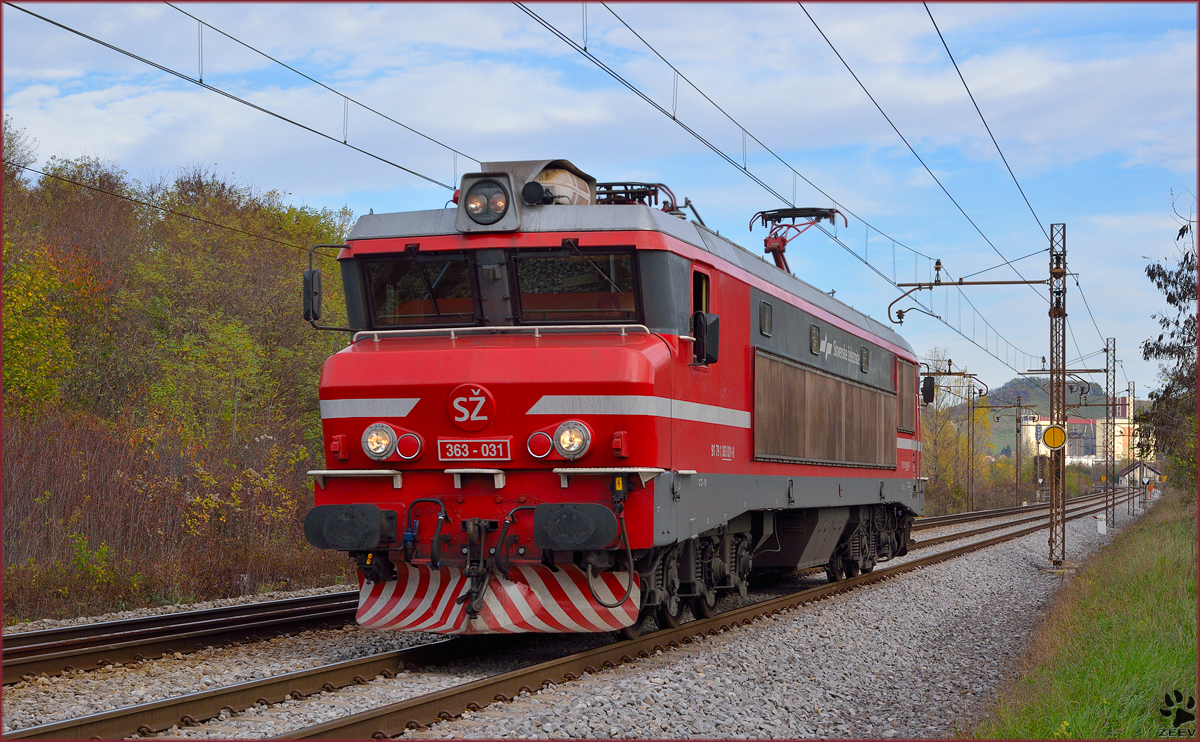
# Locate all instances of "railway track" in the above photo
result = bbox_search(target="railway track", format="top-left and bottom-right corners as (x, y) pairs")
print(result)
(4, 488), (1137, 740)
(911, 490), (1109, 531)
(2, 592), (357, 684)
(0, 495), (1077, 686)
(4, 490), (1120, 686)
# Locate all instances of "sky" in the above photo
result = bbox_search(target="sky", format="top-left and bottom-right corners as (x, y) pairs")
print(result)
(4, 2), (1196, 403)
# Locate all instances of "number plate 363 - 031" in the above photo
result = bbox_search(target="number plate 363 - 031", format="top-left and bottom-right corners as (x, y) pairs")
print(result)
(437, 438), (512, 462)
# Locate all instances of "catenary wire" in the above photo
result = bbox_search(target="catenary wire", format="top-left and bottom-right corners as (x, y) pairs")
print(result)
(514, 2), (795, 208)
(958, 248), (1048, 280)
(21, 1), (1055, 382)
(817, 224), (1031, 374)
(7, 161), (339, 260)
(593, 2), (937, 262)
(1072, 274), (1110, 346)
(5, 2), (455, 190)
(163, 2), (481, 168)
(923, 2), (1049, 243)
(799, 3), (1047, 306)
(936, 263), (1037, 363)
(812, 2), (1118, 393)
(926, 2), (1115, 368)
(520, 2), (1034, 374)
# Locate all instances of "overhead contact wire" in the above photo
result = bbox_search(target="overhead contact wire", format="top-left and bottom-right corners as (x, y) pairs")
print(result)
(513, 3), (792, 207)
(925, 3), (1115, 372)
(162, 2), (481, 168)
(799, 3), (1047, 306)
(521, 2), (1032, 374)
(598, 2), (937, 263)
(923, 3), (1049, 243)
(818, 225), (1029, 374)
(5, 2), (455, 190)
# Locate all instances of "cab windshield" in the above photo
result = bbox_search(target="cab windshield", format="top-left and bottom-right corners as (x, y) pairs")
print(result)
(363, 254), (478, 328)
(511, 249), (639, 324)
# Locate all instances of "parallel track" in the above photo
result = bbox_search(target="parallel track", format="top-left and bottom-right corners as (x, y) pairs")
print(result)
(2, 592), (357, 683)
(5, 489), (1136, 740)
(911, 491), (1108, 531)
(2, 489), (1123, 684)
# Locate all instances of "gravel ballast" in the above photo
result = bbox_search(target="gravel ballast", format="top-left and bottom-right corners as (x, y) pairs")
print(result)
(2, 498), (1146, 738)
(1, 625), (439, 733)
(399, 504), (1143, 740)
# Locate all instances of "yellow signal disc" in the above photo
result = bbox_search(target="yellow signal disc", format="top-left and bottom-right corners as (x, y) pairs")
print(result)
(1042, 425), (1067, 450)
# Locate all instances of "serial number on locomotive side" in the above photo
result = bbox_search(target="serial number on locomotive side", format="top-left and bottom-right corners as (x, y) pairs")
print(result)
(711, 444), (735, 461)
(437, 438), (511, 462)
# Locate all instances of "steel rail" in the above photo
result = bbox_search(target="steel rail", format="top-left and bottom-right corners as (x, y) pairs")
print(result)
(277, 490), (1136, 740)
(3, 637), (488, 740)
(912, 491), (1106, 531)
(6, 491), (1135, 740)
(910, 492), (1125, 549)
(4, 490), (1115, 683)
(3, 592), (358, 683)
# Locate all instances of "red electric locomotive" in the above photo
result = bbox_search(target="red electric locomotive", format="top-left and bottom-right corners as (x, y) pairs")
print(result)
(301, 160), (924, 636)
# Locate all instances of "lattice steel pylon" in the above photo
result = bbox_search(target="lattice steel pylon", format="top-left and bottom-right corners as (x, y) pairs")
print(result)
(1015, 395), (1024, 506)
(967, 387), (976, 511)
(1132, 381), (1143, 508)
(1048, 224), (1067, 565)
(1105, 337), (1118, 524)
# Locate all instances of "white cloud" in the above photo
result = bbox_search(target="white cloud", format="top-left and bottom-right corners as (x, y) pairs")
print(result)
(2, 1), (1193, 393)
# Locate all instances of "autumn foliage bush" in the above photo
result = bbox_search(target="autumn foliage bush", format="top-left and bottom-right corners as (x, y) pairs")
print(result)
(3, 117), (355, 622)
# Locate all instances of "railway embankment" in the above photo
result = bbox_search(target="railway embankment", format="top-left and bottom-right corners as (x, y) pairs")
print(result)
(976, 488), (1197, 739)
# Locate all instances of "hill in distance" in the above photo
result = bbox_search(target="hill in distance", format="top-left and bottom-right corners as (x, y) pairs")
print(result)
(949, 376), (1114, 455)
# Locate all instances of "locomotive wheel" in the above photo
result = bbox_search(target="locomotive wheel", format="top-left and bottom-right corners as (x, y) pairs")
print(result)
(692, 588), (719, 619)
(657, 549), (685, 628)
(845, 560), (862, 578)
(621, 608), (653, 640)
(658, 595), (685, 628)
(732, 537), (752, 599)
(825, 556), (847, 583)
(692, 539), (719, 619)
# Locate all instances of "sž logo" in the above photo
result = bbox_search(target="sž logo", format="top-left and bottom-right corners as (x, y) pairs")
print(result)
(447, 383), (496, 432)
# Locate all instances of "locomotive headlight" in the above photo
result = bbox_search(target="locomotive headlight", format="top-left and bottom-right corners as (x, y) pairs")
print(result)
(463, 180), (509, 225)
(465, 191), (487, 216)
(362, 423), (398, 460)
(553, 421), (591, 460)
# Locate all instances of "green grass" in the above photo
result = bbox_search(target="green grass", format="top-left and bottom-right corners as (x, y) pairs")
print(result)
(976, 488), (1198, 739)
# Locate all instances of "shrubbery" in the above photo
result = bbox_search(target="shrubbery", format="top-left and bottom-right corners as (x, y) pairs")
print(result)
(3, 116), (354, 622)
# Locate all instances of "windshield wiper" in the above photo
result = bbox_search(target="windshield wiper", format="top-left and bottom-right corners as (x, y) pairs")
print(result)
(563, 239), (627, 297)
(406, 246), (441, 317)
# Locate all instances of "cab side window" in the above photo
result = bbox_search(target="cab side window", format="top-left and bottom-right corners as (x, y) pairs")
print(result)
(693, 271), (709, 314)
(691, 270), (712, 364)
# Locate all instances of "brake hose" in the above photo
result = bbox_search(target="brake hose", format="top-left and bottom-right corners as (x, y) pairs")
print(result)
(430, 511), (445, 569)
(405, 498), (449, 569)
(495, 505), (536, 579)
(587, 510), (636, 609)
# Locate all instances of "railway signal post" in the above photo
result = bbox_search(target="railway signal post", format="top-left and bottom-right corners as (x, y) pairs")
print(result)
(1047, 224), (1067, 565)
(977, 397), (1037, 505)
(1104, 338), (1118, 525)
(920, 363), (987, 510)
(892, 259), (1045, 515)
(967, 386), (977, 510)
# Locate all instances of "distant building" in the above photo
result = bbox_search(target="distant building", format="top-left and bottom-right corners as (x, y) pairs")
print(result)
(1117, 460), (1165, 488)
(1021, 396), (1146, 467)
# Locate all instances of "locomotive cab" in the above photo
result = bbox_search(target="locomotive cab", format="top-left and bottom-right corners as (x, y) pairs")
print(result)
(301, 159), (923, 636)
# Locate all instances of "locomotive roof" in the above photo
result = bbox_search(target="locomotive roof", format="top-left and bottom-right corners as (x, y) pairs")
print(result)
(348, 205), (913, 354)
